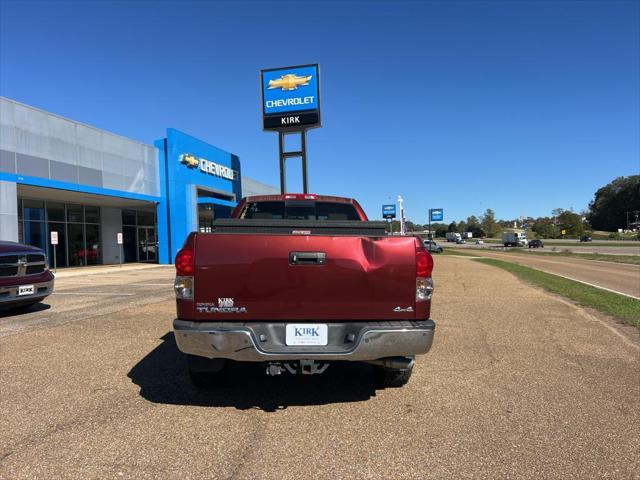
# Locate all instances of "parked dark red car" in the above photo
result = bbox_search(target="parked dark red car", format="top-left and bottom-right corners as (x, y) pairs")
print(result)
(0, 241), (54, 310)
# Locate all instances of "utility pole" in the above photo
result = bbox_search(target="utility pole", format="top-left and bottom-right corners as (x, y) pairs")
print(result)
(626, 211), (630, 231)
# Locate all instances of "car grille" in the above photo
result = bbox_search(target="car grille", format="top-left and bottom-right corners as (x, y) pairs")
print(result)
(0, 252), (47, 277)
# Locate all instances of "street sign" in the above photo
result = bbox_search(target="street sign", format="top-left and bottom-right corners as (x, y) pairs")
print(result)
(382, 204), (396, 219)
(50, 231), (58, 245)
(261, 64), (321, 130)
(117, 233), (123, 245)
(430, 208), (444, 222)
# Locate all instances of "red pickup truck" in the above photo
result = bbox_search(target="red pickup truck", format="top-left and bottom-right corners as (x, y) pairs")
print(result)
(0, 241), (54, 310)
(173, 194), (435, 388)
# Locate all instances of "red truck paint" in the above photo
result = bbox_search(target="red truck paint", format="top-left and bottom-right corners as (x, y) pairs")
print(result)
(177, 234), (430, 321)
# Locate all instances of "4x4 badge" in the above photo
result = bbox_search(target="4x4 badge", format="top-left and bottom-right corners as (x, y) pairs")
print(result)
(393, 306), (414, 312)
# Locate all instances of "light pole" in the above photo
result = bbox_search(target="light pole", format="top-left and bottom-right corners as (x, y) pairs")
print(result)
(397, 195), (405, 236)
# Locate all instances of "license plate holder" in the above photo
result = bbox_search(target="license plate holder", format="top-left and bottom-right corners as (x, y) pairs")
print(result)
(285, 324), (328, 346)
(18, 285), (35, 296)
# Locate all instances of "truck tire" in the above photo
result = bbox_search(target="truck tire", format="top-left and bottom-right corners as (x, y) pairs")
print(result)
(186, 355), (227, 388)
(375, 365), (413, 388)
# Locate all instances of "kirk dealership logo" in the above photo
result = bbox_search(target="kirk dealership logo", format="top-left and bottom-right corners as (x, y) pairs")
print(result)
(179, 153), (238, 181)
(268, 73), (312, 91)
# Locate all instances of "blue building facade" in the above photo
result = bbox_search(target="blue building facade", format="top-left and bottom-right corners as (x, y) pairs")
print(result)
(0, 97), (277, 266)
(155, 128), (243, 264)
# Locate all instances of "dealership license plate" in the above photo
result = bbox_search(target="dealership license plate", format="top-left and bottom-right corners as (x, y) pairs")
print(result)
(285, 324), (328, 346)
(18, 285), (35, 296)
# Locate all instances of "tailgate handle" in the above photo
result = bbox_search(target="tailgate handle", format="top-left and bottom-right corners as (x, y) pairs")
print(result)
(289, 252), (326, 265)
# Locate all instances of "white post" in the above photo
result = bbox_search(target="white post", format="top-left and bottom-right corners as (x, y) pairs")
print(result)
(397, 195), (405, 236)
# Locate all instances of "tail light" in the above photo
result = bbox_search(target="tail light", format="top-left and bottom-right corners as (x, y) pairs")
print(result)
(175, 247), (194, 299)
(415, 239), (434, 301)
(175, 247), (194, 276)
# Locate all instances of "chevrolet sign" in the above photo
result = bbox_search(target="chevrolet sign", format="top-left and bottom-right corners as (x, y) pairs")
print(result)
(179, 154), (238, 181)
(261, 64), (321, 130)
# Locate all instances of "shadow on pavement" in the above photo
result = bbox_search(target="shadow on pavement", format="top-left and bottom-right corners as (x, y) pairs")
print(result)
(0, 301), (51, 318)
(128, 332), (377, 412)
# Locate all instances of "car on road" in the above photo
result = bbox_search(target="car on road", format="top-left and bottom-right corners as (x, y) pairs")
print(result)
(579, 236), (592, 242)
(423, 239), (443, 253)
(173, 194), (436, 388)
(0, 241), (54, 310)
(455, 238), (466, 244)
(475, 239), (484, 245)
(528, 239), (544, 248)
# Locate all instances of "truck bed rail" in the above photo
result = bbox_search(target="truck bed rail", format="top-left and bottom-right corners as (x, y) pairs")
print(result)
(208, 219), (388, 236)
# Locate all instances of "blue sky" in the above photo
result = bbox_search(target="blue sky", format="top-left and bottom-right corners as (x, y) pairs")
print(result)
(1, 0), (638, 223)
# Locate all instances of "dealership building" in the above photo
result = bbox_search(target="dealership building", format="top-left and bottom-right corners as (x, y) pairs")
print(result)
(0, 97), (277, 267)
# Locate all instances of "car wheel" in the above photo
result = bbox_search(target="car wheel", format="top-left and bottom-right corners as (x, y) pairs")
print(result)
(374, 365), (413, 388)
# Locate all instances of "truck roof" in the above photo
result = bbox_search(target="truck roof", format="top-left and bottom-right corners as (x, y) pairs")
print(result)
(242, 193), (357, 204)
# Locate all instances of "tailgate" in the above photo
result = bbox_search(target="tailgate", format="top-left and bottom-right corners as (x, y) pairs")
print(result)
(191, 234), (417, 321)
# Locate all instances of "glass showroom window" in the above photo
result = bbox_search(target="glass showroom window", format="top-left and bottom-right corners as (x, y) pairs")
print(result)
(122, 209), (157, 263)
(18, 200), (102, 268)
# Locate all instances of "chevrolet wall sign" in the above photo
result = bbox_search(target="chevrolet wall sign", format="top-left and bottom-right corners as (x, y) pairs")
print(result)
(179, 154), (238, 181)
(261, 64), (321, 130)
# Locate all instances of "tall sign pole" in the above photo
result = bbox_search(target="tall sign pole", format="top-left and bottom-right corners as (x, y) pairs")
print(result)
(397, 196), (405, 235)
(429, 208), (444, 240)
(261, 64), (321, 193)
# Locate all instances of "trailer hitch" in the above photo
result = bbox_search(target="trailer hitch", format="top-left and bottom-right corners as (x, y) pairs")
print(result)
(265, 360), (330, 376)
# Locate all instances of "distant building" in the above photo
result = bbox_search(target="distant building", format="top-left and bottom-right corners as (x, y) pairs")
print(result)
(0, 97), (277, 265)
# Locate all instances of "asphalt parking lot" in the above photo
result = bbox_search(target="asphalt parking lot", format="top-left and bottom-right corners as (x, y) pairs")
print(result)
(1, 259), (639, 479)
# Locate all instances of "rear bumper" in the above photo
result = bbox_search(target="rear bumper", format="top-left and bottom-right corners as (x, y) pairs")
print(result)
(0, 278), (54, 307)
(173, 319), (435, 362)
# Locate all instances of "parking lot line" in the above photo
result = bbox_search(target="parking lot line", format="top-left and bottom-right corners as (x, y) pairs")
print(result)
(51, 292), (136, 296)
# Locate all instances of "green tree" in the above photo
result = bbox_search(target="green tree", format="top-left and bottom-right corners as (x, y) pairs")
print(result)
(435, 225), (448, 238)
(481, 209), (496, 237)
(588, 176), (640, 231)
(466, 215), (479, 227)
(448, 221), (458, 233)
(557, 210), (586, 238)
(532, 218), (557, 239)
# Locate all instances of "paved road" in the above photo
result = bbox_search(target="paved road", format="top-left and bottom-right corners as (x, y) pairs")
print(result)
(1, 260), (638, 479)
(447, 241), (640, 256)
(455, 249), (640, 298)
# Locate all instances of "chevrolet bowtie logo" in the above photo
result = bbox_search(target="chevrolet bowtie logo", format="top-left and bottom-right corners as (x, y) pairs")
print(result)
(179, 154), (199, 168)
(268, 74), (312, 91)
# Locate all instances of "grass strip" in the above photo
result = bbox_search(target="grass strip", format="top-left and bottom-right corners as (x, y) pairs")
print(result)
(474, 258), (640, 328)
(482, 239), (639, 248)
(440, 248), (479, 257)
(492, 249), (640, 265)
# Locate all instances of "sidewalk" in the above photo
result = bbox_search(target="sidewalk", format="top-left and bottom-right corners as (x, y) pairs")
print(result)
(52, 263), (173, 279)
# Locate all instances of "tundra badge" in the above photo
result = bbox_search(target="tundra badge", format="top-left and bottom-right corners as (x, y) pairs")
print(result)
(196, 298), (247, 314)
